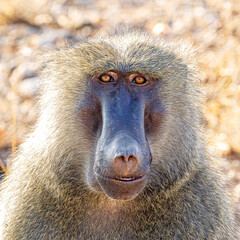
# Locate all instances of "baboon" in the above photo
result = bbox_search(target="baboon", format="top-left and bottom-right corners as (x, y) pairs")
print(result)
(0, 31), (236, 239)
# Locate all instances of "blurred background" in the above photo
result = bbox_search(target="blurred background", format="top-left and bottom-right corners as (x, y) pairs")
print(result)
(0, 0), (239, 231)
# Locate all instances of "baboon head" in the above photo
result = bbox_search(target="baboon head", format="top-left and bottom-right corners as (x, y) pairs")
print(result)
(39, 32), (201, 201)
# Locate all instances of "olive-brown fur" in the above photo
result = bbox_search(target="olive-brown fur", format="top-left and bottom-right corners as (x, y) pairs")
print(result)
(0, 31), (236, 239)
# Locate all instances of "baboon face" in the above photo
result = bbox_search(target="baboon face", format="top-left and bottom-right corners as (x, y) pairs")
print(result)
(79, 71), (164, 200)
(44, 35), (196, 201)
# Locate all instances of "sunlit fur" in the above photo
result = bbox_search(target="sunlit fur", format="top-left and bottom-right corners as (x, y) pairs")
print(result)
(0, 31), (236, 239)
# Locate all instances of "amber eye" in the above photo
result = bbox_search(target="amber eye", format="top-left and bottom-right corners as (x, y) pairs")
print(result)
(100, 75), (114, 83)
(132, 76), (146, 84)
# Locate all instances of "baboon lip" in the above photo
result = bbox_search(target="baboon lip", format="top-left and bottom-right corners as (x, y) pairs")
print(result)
(107, 175), (145, 183)
(96, 173), (147, 183)
(95, 173), (148, 200)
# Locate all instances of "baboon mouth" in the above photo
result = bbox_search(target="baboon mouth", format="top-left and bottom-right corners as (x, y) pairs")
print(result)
(95, 173), (148, 200)
(109, 175), (145, 182)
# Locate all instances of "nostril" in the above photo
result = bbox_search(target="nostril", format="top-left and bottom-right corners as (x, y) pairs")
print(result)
(119, 155), (126, 162)
(113, 154), (138, 175)
(115, 154), (137, 163)
(128, 154), (137, 163)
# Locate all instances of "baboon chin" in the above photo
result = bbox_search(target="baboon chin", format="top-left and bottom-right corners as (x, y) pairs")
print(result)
(0, 31), (236, 239)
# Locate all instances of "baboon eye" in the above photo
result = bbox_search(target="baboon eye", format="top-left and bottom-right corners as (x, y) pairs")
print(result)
(99, 75), (115, 83)
(132, 76), (146, 84)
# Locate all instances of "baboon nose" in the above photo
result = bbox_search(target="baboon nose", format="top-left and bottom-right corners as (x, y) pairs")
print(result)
(113, 154), (138, 176)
